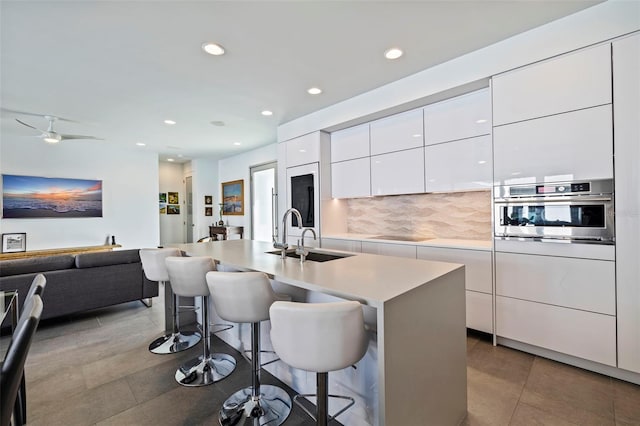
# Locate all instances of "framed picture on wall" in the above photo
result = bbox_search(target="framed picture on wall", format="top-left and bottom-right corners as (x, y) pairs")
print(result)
(159, 192), (167, 203)
(222, 179), (244, 215)
(2, 233), (26, 253)
(205, 207), (213, 216)
(204, 195), (212, 205)
(167, 205), (180, 215)
(159, 203), (167, 214)
(168, 192), (179, 204)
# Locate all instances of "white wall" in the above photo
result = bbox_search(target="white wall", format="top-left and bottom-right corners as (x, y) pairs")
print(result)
(191, 158), (219, 240)
(159, 161), (185, 246)
(218, 144), (277, 239)
(0, 138), (159, 250)
(278, 1), (640, 141)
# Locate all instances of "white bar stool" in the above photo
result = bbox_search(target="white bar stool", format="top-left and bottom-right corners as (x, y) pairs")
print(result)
(139, 248), (201, 354)
(206, 271), (292, 426)
(269, 301), (368, 426)
(165, 256), (236, 387)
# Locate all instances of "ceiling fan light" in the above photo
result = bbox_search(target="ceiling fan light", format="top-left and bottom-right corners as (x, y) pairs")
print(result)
(44, 136), (60, 144)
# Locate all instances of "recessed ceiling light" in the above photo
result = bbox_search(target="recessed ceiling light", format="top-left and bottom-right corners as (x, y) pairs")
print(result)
(136, 142), (146, 146)
(210, 120), (225, 126)
(476, 119), (488, 124)
(164, 120), (176, 125)
(384, 48), (403, 60)
(261, 110), (273, 116)
(307, 87), (322, 95)
(202, 42), (225, 56)
(167, 158), (175, 162)
(412, 134), (422, 138)
(478, 160), (487, 164)
(233, 142), (241, 146)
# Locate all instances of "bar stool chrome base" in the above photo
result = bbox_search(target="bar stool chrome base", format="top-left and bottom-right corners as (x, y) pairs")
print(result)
(148, 330), (201, 354)
(219, 385), (292, 426)
(175, 353), (236, 387)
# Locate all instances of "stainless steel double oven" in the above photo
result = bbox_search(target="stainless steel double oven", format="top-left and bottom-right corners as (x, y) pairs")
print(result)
(494, 179), (615, 244)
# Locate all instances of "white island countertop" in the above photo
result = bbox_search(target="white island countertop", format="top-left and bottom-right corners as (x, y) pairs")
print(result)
(322, 233), (492, 251)
(169, 239), (468, 426)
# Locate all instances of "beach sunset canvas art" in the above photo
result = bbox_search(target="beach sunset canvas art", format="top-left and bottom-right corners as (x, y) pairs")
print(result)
(2, 175), (103, 218)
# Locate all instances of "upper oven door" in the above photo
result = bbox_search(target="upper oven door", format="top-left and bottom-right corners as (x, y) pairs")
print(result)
(286, 162), (320, 238)
(494, 197), (615, 243)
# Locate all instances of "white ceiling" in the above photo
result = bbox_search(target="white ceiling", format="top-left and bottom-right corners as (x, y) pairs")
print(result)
(0, 0), (602, 162)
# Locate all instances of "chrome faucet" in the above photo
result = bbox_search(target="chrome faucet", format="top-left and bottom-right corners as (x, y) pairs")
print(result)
(296, 228), (317, 263)
(273, 207), (303, 259)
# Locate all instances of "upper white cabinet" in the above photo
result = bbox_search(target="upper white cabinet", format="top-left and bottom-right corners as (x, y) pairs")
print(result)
(286, 132), (323, 167)
(492, 43), (612, 126)
(371, 147), (425, 196)
(331, 124), (370, 163)
(493, 104), (613, 184)
(331, 158), (371, 199)
(424, 88), (491, 145)
(425, 135), (492, 192)
(613, 33), (640, 374)
(370, 108), (423, 156)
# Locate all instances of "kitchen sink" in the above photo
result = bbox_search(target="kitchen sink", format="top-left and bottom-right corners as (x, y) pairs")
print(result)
(266, 249), (352, 262)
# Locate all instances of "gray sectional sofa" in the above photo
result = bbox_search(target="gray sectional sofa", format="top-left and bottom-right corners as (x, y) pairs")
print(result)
(0, 249), (158, 321)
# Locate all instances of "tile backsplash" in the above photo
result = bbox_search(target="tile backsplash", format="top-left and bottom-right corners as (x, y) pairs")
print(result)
(346, 190), (491, 240)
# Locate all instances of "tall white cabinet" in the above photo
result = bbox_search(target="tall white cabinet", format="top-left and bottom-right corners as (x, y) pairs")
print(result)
(613, 33), (640, 374)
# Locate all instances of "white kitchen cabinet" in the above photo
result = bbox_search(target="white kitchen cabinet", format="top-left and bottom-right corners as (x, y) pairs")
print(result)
(493, 105), (613, 185)
(285, 132), (323, 167)
(495, 252), (615, 315)
(424, 88), (491, 145)
(321, 238), (362, 253)
(425, 135), (492, 192)
(331, 124), (370, 163)
(331, 158), (370, 199)
(466, 291), (493, 334)
(492, 43), (612, 126)
(416, 246), (492, 293)
(361, 241), (417, 259)
(370, 108), (423, 156)
(613, 33), (640, 374)
(371, 147), (425, 196)
(496, 296), (616, 366)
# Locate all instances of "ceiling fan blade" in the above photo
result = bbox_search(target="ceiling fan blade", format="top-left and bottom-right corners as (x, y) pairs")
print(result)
(59, 134), (104, 141)
(2, 108), (79, 123)
(15, 118), (45, 132)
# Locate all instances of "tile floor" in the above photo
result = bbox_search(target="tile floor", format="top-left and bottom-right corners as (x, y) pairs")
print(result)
(4, 294), (640, 426)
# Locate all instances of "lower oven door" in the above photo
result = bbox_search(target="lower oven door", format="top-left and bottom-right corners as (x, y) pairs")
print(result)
(494, 198), (615, 243)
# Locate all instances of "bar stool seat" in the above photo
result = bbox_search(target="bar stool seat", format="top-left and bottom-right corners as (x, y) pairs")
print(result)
(140, 248), (201, 354)
(166, 256), (236, 387)
(269, 300), (368, 426)
(206, 271), (292, 426)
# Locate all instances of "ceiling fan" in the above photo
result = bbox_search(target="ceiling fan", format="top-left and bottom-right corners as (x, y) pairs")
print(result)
(4, 109), (103, 143)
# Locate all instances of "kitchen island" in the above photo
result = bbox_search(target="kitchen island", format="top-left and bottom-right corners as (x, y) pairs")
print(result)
(169, 239), (467, 426)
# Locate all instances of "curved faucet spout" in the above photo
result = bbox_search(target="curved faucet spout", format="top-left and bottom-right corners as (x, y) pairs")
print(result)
(274, 207), (303, 258)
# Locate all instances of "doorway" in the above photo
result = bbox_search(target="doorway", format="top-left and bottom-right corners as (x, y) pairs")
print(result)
(250, 162), (277, 242)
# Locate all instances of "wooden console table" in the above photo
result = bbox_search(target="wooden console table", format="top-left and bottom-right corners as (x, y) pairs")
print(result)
(0, 244), (122, 261)
(209, 226), (244, 241)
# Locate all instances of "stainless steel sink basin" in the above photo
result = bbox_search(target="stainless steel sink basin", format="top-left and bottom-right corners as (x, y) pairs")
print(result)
(266, 249), (352, 262)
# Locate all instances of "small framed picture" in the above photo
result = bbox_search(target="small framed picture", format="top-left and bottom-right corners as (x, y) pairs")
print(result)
(159, 192), (167, 203)
(159, 203), (167, 214)
(167, 205), (180, 215)
(168, 192), (179, 204)
(204, 195), (213, 205)
(2, 233), (26, 253)
(205, 207), (213, 216)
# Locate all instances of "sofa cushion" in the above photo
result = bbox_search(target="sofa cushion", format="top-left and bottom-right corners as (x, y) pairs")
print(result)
(0, 255), (76, 277)
(75, 249), (141, 269)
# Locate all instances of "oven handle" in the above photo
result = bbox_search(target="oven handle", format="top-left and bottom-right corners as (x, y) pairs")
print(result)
(494, 196), (613, 203)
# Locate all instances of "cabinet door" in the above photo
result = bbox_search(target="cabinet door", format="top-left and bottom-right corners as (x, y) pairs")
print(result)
(370, 108), (423, 156)
(492, 43), (612, 125)
(321, 238), (362, 253)
(371, 147), (425, 196)
(495, 252), (615, 315)
(425, 135), (492, 192)
(613, 33), (640, 374)
(361, 241), (417, 258)
(331, 158), (371, 198)
(417, 246), (492, 293)
(493, 105), (613, 185)
(466, 291), (493, 333)
(331, 124), (370, 162)
(424, 88), (491, 145)
(286, 132), (322, 167)
(496, 296), (616, 366)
